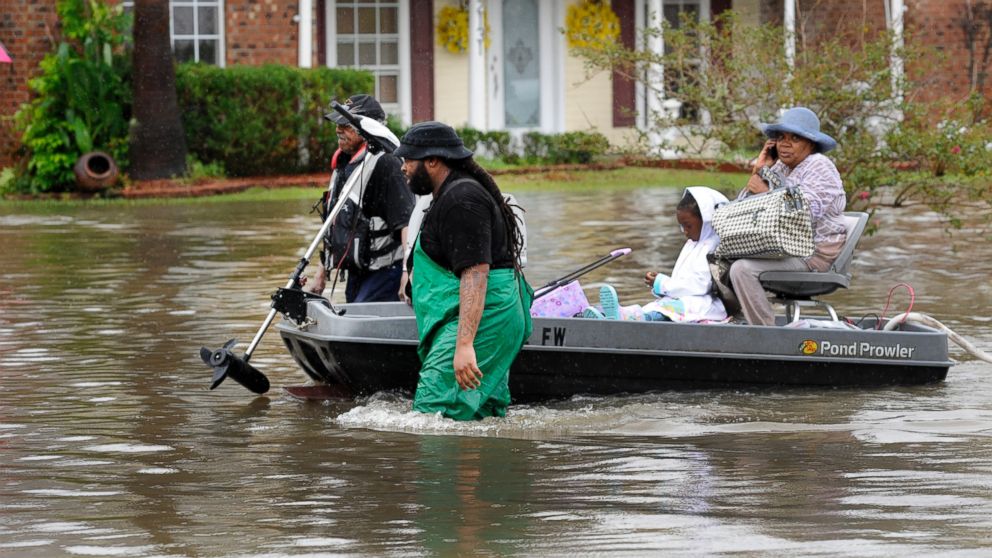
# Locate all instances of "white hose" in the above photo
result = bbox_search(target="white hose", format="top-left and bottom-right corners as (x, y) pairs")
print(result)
(883, 312), (992, 364)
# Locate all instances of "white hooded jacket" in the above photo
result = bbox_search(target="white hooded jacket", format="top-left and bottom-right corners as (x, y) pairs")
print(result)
(641, 186), (729, 322)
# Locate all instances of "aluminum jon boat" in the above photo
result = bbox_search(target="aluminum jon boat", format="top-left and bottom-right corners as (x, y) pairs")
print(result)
(275, 300), (952, 402)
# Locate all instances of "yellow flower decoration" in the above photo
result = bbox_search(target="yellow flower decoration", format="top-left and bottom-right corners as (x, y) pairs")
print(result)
(565, 0), (621, 50)
(436, 4), (491, 54)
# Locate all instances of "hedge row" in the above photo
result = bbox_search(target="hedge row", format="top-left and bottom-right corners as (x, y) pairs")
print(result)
(176, 64), (373, 177)
(454, 128), (611, 165)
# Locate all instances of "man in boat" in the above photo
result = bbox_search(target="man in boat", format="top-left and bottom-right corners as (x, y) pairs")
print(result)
(395, 122), (532, 420)
(304, 94), (414, 302)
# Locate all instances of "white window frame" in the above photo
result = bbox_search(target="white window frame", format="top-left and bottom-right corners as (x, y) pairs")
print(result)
(325, 0), (411, 125)
(122, 0), (226, 67)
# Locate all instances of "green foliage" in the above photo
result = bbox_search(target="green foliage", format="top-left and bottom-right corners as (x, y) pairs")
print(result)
(0, 168), (15, 194)
(571, 10), (992, 225)
(13, 0), (132, 193)
(456, 128), (516, 161)
(182, 155), (226, 182)
(175, 64), (373, 176)
(522, 130), (611, 164)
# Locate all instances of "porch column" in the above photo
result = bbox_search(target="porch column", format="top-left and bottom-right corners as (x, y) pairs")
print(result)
(646, 0), (664, 128)
(783, 0), (795, 70)
(468, 0), (488, 129)
(299, 0), (313, 67)
(890, 0), (904, 103)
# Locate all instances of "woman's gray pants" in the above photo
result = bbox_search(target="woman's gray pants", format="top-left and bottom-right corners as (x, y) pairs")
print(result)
(728, 257), (809, 326)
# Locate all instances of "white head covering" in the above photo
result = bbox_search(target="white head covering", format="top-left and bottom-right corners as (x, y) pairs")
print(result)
(683, 186), (729, 243)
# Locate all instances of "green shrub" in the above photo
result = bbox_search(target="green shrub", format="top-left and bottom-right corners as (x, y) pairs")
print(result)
(183, 155), (226, 182)
(175, 64), (373, 176)
(522, 130), (610, 164)
(13, 0), (131, 193)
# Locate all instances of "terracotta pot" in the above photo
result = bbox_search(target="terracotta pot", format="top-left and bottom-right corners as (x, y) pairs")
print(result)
(73, 151), (119, 191)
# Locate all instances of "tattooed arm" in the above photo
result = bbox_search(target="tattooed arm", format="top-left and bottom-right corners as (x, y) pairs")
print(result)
(453, 263), (489, 390)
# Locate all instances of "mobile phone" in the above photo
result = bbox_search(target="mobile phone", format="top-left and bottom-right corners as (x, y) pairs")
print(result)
(767, 142), (778, 160)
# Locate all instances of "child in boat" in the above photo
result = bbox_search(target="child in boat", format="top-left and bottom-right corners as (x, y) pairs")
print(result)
(583, 186), (730, 322)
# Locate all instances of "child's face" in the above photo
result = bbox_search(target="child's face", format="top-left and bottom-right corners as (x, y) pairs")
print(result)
(676, 208), (703, 242)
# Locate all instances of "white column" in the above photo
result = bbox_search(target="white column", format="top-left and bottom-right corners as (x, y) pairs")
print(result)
(890, 0), (905, 104)
(783, 0), (796, 71)
(298, 0), (313, 68)
(468, 0), (488, 129)
(646, 0), (664, 124)
(399, 0), (412, 125)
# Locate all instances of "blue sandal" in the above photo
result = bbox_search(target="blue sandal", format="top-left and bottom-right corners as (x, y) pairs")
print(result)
(582, 306), (606, 319)
(599, 285), (621, 320)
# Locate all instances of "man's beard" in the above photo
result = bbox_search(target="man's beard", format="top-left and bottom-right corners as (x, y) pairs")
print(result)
(408, 161), (434, 196)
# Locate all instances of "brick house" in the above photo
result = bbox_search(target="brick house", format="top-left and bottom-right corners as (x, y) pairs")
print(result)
(0, 0), (986, 169)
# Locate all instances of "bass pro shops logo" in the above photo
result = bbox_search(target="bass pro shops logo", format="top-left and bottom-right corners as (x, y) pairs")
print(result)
(799, 340), (818, 355)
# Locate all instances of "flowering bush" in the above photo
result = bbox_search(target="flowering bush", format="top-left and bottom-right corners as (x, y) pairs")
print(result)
(564, 0), (621, 50)
(436, 5), (490, 54)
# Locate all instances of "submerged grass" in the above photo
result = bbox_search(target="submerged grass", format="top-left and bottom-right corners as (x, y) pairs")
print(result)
(0, 166), (747, 211)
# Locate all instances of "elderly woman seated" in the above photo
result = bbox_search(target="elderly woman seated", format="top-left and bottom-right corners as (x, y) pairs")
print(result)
(729, 106), (848, 326)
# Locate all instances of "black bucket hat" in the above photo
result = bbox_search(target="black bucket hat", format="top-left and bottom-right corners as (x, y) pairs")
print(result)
(324, 94), (386, 125)
(394, 121), (473, 160)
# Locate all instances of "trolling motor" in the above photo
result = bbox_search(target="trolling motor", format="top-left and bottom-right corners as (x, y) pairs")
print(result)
(200, 102), (400, 394)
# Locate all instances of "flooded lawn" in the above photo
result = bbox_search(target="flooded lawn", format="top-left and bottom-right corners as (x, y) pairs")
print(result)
(1, 187), (991, 556)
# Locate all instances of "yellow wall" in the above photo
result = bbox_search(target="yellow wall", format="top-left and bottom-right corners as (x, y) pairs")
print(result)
(562, 26), (638, 146)
(433, 1), (471, 127)
(733, 0), (761, 26)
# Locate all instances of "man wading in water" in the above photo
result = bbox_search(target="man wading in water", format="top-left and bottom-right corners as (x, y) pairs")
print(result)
(395, 122), (532, 420)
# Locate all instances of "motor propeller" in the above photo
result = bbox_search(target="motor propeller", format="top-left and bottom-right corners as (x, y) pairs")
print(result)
(200, 339), (270, 394)
(201, 108), (374, 396)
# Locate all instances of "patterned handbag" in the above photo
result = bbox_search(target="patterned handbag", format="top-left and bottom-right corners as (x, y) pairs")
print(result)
(712, 185), (815, 259)
(530, 280), (590, 318)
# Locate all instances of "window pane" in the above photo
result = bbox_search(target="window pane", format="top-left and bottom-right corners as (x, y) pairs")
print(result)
(198, 6), (217, 35)
(174, 6), (194, 35)
(380, 41), (398, 65)
(358, 41), (376, 65)
(199, 39), (217, 65)
(336, 8), (354, 34)
(380, 7), (397, 34)
(378, 75), (398, 103)
(663, 5), (680, 28)
(358, 7), (376, 34)
(174, 39), (195, 62)
(337, 42), (355, 65)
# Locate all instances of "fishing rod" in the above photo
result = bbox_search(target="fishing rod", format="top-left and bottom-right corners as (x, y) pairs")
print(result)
(199, 102), (398, 394)
(532, 248), (632, 300)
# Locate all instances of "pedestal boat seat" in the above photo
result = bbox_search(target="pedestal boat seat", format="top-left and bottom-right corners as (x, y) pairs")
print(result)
(758, 211), (870, 323)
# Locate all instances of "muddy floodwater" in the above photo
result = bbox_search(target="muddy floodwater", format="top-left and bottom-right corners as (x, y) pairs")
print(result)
(2, 187), (992, 557)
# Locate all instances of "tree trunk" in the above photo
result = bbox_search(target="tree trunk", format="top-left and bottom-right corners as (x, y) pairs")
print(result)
(130, 0), (187, 180)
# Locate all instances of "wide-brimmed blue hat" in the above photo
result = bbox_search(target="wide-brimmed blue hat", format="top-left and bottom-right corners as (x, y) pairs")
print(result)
(760, 107), (837, 153)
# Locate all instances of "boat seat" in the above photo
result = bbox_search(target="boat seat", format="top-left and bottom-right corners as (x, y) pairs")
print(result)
(758, 211), (869, 323)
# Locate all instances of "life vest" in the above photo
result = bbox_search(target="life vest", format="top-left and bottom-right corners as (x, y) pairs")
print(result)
(323, 146), (402, 272)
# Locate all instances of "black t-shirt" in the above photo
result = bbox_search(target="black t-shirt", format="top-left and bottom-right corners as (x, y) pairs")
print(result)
(418, 171), (514, 276)
(330, 150), (413, 232)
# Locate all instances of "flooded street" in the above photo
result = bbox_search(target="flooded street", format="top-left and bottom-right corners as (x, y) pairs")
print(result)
(2, 187), (992, 556)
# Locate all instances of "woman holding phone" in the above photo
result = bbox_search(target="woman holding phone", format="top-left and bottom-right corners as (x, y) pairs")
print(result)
(729, 107), (848, 326)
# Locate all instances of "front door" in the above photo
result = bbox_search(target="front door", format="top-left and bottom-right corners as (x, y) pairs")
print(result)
(502, 0), (541, 128)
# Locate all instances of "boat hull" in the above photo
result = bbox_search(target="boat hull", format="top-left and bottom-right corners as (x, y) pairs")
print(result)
(277, 301), (951, 402)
